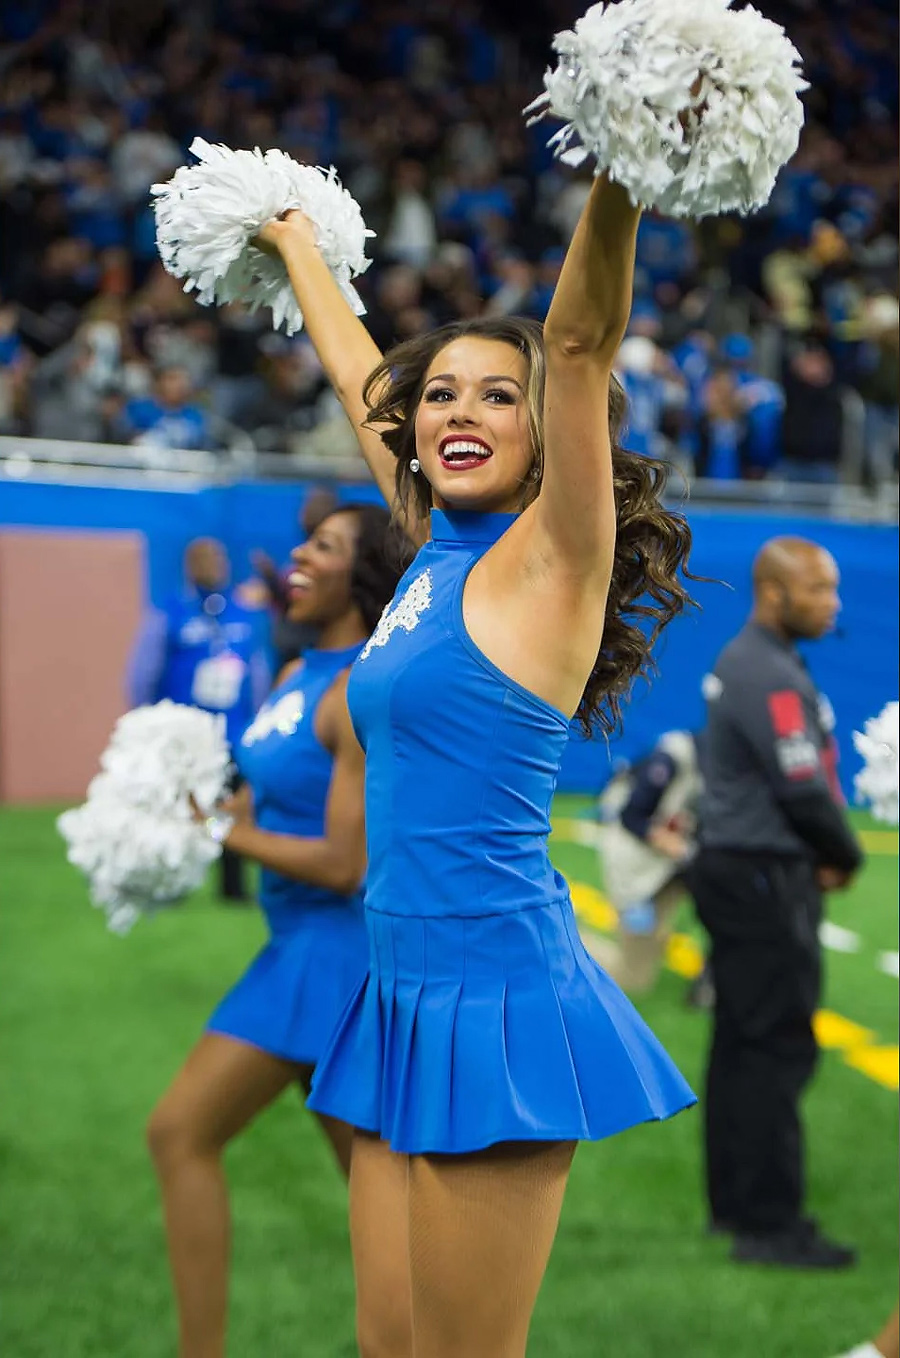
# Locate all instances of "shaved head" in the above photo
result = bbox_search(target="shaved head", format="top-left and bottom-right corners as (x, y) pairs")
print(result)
(752, 537), (835, 592)
(185, 537), (228, 590)
(751, 536), (840, 641)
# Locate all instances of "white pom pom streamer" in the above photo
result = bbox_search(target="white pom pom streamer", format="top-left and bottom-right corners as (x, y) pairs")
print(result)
(57, 701), (232, 934)
(152, 138), (374, 335)
(853, 701), (899, 827)
(525, 0), (807, 219)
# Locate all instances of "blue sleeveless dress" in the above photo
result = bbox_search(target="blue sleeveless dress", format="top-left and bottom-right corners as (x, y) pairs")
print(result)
(307, 512), (696, 1151)
(207, 644), (368, 1067)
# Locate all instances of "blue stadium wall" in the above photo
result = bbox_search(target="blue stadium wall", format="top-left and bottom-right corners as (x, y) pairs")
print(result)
(2, 476), (896, 794)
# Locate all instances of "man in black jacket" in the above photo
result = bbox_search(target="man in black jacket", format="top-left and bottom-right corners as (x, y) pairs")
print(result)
(695, 536), (863, 1268)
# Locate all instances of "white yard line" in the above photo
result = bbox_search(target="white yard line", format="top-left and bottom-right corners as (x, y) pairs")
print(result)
(878, 951), (900, 978)
(819, 921), (861, 953)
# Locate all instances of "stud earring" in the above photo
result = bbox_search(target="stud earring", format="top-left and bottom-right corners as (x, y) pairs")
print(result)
(529, 464), (541, 480)
(410, 458), (421, 473)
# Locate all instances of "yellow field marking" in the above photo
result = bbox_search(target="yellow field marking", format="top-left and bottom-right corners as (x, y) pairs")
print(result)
(813, 1010), (874, 1050)
(569, 881), (617, 932)
(565, 873), (898, 1092)
(857, 830), (899, 855)
(844, 1045), (900, 1090)
(665, 933), (705, 979)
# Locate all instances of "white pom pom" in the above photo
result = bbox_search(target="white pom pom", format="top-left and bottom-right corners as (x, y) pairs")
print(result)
(57, 702), (231, 933)
(525, 0), (807, 218)
(151, 138), (375, 335)
(853, 701), (899, 827)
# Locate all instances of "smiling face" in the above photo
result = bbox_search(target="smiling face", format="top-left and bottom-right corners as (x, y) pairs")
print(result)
(413, 337), (535, 513)
(285, 511), (360, 629)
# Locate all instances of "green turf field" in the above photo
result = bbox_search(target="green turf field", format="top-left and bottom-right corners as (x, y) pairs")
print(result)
(1, 802), (896, 1358)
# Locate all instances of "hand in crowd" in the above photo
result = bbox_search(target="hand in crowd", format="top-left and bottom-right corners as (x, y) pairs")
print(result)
(647, 823), (693, 863)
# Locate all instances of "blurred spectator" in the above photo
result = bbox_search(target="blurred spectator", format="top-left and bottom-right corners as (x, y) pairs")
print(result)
(28, 317), (126, 442)
(108, 111), (182, 208)
(616, 336), (684, 463)
(381, 158), (437, 268)
(720, 333), (785, 474)
(779, 344), (845, 482)
(583, 730), (704, 998)
(854, 293), (900, 486)
(364, 262), (431, 351)
(117, 365), (211, 451)
(695, 367), (751, 481)
(635, 212), (697, 293)
(127, 536), (271, 901)
(438, 157), (515, 251)
(210, 303), (269, 424)
(15, 237), (99, 352)
(617, 337), (668, 461)
(671, 328), (716, 459)
(230, 336), (329, 452)
(0, 295), (32, 432)
(65, 159), (127, 251)
(0, 0), (894, 492)
(760, 221), (852, 335)
(483, 251), (536, 319)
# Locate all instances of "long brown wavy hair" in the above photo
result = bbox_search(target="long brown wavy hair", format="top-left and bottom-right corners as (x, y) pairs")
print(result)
(362, 316), (696, 737)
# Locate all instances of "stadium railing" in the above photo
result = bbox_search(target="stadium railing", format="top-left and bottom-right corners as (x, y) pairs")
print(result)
(0, 435), (896, 524)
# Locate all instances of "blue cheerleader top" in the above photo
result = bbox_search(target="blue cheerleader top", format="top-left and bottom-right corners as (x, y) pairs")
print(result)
(236, 643), (364, 936)
(348, 509), (574, 920)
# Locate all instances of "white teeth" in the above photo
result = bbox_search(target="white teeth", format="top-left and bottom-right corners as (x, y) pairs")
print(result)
(289, 571), (312, 587)
(441, 440), (492, 459)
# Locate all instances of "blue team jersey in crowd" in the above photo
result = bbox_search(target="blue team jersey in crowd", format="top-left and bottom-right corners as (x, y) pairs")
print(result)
(154, 589), (266, 747)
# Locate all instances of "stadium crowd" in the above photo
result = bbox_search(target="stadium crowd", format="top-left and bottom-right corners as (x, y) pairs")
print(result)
(0, 0), (897, 486)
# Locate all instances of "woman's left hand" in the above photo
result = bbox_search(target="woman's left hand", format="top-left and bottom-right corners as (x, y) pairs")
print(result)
(252, 210), (318, 258)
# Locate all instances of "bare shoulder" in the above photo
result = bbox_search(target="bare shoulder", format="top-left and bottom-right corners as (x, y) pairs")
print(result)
(461, 507), (610, 719)
(273, 658), (304, 688)
(477, 503), (609, 598)
(314, 668), (355, 751)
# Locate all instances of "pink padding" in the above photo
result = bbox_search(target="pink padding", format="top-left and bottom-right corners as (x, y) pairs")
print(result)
(0, 529), (145, 803)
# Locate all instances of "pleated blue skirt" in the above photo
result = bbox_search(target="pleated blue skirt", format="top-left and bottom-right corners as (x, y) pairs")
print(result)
(307, 898), (696, 1154)
(207, 903), (368, 1068)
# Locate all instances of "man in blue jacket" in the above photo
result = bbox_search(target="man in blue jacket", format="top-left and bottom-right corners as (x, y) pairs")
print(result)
(128, 537), (270, 899)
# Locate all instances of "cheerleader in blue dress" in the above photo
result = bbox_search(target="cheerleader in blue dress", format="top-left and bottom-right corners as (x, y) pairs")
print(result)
(147, 504), (409, 1358)
(257, 178), (697, 1356)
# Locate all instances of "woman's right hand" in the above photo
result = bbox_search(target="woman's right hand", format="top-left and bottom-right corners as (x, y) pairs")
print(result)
(253, 209), (318, 258)
(221, 783), (254, 824)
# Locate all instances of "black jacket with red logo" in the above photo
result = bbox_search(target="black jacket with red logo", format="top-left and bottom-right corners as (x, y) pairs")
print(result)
(698, 621), (862, 871)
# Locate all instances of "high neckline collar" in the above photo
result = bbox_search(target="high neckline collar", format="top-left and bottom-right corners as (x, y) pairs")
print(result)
(303, 641), (365, 670)
(430, 509), (518, 545)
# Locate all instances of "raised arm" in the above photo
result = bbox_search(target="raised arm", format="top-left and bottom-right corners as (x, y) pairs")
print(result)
(533, 175), (641, 586)
(257, 213), (427, 543)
